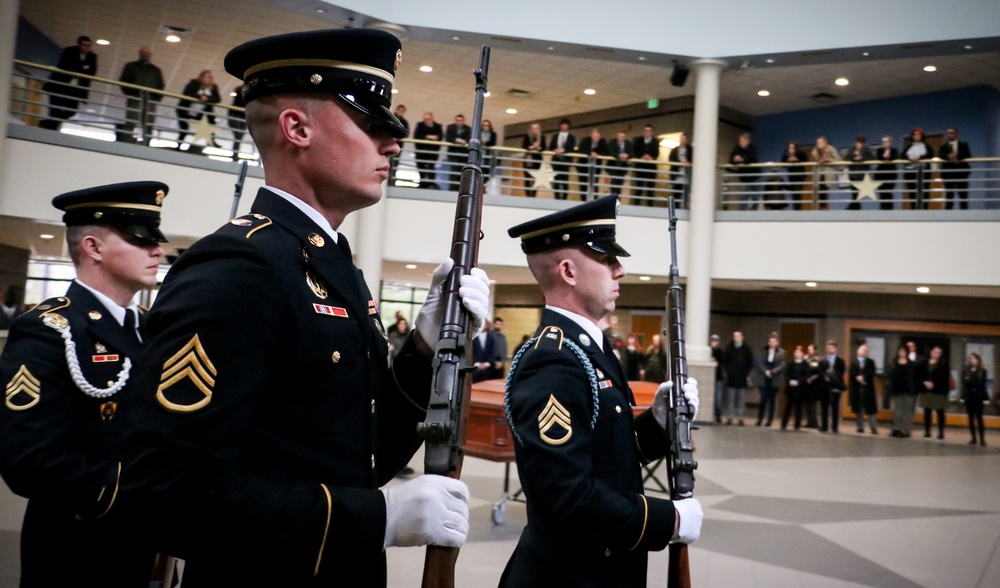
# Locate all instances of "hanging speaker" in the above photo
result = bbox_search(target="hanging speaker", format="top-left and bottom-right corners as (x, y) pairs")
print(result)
(670, 64), (689, 87)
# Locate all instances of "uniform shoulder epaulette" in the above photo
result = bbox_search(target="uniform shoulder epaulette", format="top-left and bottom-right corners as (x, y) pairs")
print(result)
(532, 325), (565, 350)
(27, 295), (71, 317)
(226, 213), (272, 239)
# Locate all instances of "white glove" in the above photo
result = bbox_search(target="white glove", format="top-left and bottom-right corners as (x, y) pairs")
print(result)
(381, 474), (470, 549)
(672, 497), (703, 544)
(652, 377), (700, 429)
(415, 258), (491, 348)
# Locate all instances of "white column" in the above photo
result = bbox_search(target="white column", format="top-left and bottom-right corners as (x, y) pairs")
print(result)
(0, 0), (21, 180)
(685, 58), (726, 363)
(353, 184), (389, 300)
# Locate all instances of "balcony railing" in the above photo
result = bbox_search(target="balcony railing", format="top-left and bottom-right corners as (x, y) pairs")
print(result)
(9, 59), (256, 162)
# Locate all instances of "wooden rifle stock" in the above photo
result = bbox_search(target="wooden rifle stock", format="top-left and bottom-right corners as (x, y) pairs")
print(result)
(416, 46), (491, 588)
(664, 197), (697, 588)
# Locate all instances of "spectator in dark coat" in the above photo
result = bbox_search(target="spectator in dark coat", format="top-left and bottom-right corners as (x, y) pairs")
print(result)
(888, 345), (918, 438)
(176, 70), (222, 145)
(873, 135), (900, 210)
(849, 343), (878, 434)
(963, 353), (988, 446)
(41, 36), (97, 130)
(722, 331), (754, 425)
(728, 133), (760, 210)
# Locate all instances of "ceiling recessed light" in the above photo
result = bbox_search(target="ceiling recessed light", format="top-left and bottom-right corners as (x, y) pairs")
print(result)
(229, 91), (237, 97)
(916, 286), (930, 294)
(165, 34), (181, 43)
(835, 77), (849, 86)
(390, 88), (399, 94)
(451, 36), (460, 41)
(964, 45), (973, 50)
(638, 56), (646, 61)
(505, 108), (517, 114)
(316, 8), (326, 12)
(757, 89), (770, 97)
(638, 276), (651, 282)
(39, 234), (55, 240)
(583, 88), (596, 95)
(419, 65), (433, 73)
(765, 58), (774, 64)
(96, 39), (110, 46)
(923, 65), (937, 72)
(547, 46), (554, 51)
(862, 51), (870, 56)
(405, 264), (418, 269)
(805, 282), (818, 288)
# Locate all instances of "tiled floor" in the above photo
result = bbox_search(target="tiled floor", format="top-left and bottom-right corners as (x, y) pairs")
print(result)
(1, 423), (998, 587)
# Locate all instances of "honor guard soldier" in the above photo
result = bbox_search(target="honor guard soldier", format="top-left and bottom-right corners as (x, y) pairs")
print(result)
(500, 196), (703, 587)
(0, 181), (168, 587)
(119, 29), (490, 587)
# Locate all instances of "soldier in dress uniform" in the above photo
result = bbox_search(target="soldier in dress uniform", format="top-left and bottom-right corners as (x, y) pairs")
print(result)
(500, 196), (703, 587)
(118, 29), (490, 588)
(0, 181), (168, 587)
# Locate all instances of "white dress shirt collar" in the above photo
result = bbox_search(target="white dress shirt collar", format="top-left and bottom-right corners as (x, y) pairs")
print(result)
(545, 305), (604, 351)
(74, 278), (137, 328)
(266, 186), (339, 244)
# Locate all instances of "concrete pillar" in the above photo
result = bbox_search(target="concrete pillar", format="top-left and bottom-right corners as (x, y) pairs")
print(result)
(353, 184), (388, 301)
(0, 0), (21, 178)
(685, 59), (727, 423)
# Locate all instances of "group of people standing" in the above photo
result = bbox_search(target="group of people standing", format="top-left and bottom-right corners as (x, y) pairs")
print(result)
(709, 332), (992, 444)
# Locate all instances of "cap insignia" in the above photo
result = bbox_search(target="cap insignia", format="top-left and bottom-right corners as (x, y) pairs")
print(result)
(94, 212), (103, 219)
(155, 190), (166, 205)
(308, 233), (326, 247)
(394, 49), (402, 72)
(538, 394), (572, 446)
(562, 234), (570, 241)
(95, 342), (108, 354)
(310, 73), (323, 85)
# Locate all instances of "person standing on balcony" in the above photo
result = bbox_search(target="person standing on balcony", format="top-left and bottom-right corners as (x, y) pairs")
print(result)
(547, 118), (577, 200)
(874, 135), (900, 210)
(40, 36), (97, 131)
(444, 113), (471, 191)
(780, 141), (809, 210)
(393, 104), (409, 137)
(632, 125), (661, 206)
(938, 127), (972, 210)
(809, 136), (839, 210)
(176, 70), (221, 146)
(902, 128), (935, 209)
(576, 128), (608, 197)
(413, 112), (443, 189)
(845, 135), (874, 210)
(728, 133), (760, 210)
(116, 46), (164, 143)
(607, 131), (632, 200)
(521, 122), (545, 197)
(668, 133), (693, 207)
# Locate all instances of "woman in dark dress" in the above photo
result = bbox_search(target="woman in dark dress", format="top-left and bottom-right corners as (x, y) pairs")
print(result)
(962, 353), (988, 446)
(888, 345), (917, 438)
(642, 334), (667, 383)
(782, 346), (810, 431)
(916, 345), (950, 440)
(902, 128), (935, 208)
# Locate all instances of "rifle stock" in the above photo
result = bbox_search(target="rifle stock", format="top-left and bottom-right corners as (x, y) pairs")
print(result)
(416, 46), (491, 588)
(665, 197), (697, 588)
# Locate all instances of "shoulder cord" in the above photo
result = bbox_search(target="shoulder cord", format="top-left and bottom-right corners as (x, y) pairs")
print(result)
(43, 315), (131, 399)
(504, 337), (600, 446)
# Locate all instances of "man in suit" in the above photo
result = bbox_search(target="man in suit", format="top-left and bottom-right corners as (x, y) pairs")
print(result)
(0, 181), (169, 586)
(938, 127), (973, 209)
(607, 131), (632, 199)
(722, 330), (754, 425)
(632, 125), (661, 205)
(491, 316), (509, 379)
(849, 343), (878, 434)
(576, 128), (607, 195)
(501, 195), (702, 588)
(547, 118), (577, 200)
(119, 30), (491, 587)
(668, 133), (693, 207)
(116, 46), (165, 143)
(0, 285), (25, 330)
(413, 112), (443, 189)
(873, 135), (900, 210)
(472, 320), (500, 382)
(444, 113), (472, 191)
(845, 135), (874, 210)
(729, 133), (761, 210)
(521, 122), (545, 197)
(40, 35), (98, 130)
(818, 340), (847, 432)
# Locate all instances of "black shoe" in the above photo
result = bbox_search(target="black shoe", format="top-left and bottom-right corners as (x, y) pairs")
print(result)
(969, 439), (978, 445)
(755, 421), (762, 427)
(871, 428), (878, 435)
(726, 419), (733, 425)
(924, 432), (931, 439)
(765, 421), (772, 427)
(857, 428), (864, 433)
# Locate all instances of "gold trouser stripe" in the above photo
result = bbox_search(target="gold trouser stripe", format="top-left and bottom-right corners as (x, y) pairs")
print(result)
(630, 494), (649, 551)
(314, 484), (333, 576)
(518, 218), (615, 240)
(63, 202), (162, 212)
(244, 59), (394, 85)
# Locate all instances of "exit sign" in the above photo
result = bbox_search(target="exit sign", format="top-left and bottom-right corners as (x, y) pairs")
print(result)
(647, 98), (659, 109)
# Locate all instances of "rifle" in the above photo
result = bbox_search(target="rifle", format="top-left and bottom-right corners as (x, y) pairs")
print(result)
(664, 197), (697, 588)
(229, 160), (249, 220)
(415, 45), (491, 588)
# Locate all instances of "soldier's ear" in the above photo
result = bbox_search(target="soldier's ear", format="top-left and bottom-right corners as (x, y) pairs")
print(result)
(277, 107), (310, 148)
(557, 258), (577, 286)
(79, 234), (104, 262)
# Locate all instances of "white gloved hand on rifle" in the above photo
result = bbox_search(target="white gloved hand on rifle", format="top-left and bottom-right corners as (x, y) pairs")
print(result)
(671, 497), (703, 544)
(381, 474), (470, 549)
(415, 258), (490, 349)
(652, 377), (700, 429)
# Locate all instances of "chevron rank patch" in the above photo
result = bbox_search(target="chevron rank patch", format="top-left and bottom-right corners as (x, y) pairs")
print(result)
(5, 365), (41, 411)
(156, 334), (217, 413)
(538, 394), (572, 446)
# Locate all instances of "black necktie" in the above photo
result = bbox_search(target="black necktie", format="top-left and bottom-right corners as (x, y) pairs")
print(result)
(336, 233), (352, 260)
(123, 308), (142, 347)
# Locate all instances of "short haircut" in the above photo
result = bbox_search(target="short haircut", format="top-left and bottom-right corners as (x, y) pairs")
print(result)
(855, 135), (866, 143)
(826, 340), (838, 348)
(739, 132), (751, 141)
(493, 316), (503, 322)
(77, 36), (92, 44)
(559, 118), (571, 126)
(66, 225), (110, 265)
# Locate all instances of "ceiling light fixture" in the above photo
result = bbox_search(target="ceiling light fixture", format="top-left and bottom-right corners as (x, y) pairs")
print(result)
(835, 77), (849, 86)
(757, 89), (770, 97)
(419, 65), (432, 73)
(916, 286), (930, 294)
(765, 58), (774, 64)
(805, 282), (818, 288)
(451, 36), (460, 41)
(964, 45), (973, 50)
(639, 276), (651, 282)
(39, 234), (55, 240)
(405, 264), (418, 269)
(229, 91), (237, 97)
(96, 39), (110, 46)
(505, 108), (517, 114)
(923, 65), (937, 72)
(583, 88), (596, 95)
(165, 34), (181, 43)
(638, 56), (646, 61)
(862, 51), (870, 56)
(547, 46), (555, 51)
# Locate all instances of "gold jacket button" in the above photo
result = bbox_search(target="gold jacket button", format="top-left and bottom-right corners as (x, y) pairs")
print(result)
(615, 405), (622, 414)
(331, 351), (341, 363)
(604, 548), (612, 557)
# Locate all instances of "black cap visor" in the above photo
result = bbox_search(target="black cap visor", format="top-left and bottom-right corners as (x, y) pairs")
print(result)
(582, 239), (630, 258)
(115, 222), (168, 244)
(337, 93), (408, 138)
